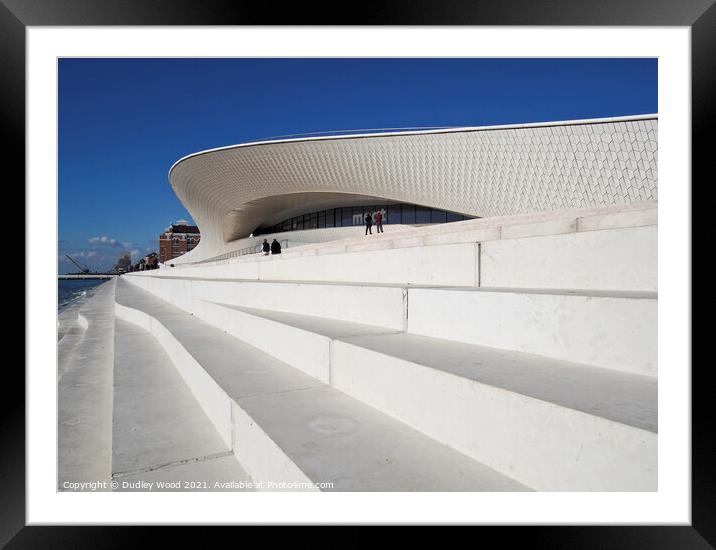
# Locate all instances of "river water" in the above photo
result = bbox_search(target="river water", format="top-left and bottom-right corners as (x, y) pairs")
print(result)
(58, 279), (107, 312)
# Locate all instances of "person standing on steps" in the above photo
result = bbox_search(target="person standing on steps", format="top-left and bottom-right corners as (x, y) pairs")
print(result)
(364, 211), (373, 235)
(271, 238), (282, 255)
(374, 209), (384, 234)
(262, 239), (270, 255)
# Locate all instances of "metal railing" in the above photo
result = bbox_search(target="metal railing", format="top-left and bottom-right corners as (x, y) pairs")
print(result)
(253, 126), (459, 142)
(190, 239), (289, 265)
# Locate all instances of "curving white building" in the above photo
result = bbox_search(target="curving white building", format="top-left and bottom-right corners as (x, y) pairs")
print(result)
(169, 114), (657, 263)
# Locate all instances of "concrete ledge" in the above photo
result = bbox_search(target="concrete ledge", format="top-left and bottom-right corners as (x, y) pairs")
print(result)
(480, 225), (657, 291)
(159, 201), (656, 268)
(230, 402), (319, 491)
(125, 276), (407, 330)
(392, 236), (425, 249)
(129, 203), (657, 291)
(194, 300), (332, 383)
(115, 302), (234, 448)
(424, 227), (500, 246)
(578, 207), (657, 232)
(501, 218), (576, 240)
(135, 240), (480, 286)
(111, 318), (252, 490)
(257, 243), (478, 286)
(331, 336), (657, 491)
(316, 243), (347, 256)
(57, 310), (89, 381)
(192, 301), (403, 385)
(345, 239), (394, 253)
(407, 287), (657, 376)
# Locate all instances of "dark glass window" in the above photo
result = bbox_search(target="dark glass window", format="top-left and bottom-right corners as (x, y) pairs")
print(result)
(415, 206), (430, 224)
(354, 207), (367, 226)
(402, 204), (416, 224)
(388, 205), (401, 224)
(431, 209), (447, 223)
(258, 202), (474, 234)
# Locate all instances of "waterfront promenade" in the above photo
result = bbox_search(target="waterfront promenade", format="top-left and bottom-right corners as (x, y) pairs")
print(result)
(58, 278), (252, 491)
(58, 274), (116, 280)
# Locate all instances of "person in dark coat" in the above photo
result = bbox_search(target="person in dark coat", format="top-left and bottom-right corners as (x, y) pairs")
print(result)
(364, 212), (373, 235)
(262, 239), (270, 255)
(271, 239), (282, 255)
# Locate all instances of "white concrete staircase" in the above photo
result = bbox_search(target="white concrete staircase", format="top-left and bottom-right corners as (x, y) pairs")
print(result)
(112, 317), (253, 491)
(121, 201), (658, 491)
(115, 280), (526, 491)
(57, 278), (255, 491)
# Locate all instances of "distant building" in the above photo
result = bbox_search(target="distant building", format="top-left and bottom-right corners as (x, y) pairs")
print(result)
(114, 251), (132, 273)
(145, 252), (159, 270)
(135, 252), (159, 271)
(159, 221), (200, 263)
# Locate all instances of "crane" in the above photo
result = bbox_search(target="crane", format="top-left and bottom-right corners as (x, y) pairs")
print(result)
(65, 254), (91, 274)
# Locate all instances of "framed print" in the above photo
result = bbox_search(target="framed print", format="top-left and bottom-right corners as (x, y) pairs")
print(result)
(8, 0), (706, 544)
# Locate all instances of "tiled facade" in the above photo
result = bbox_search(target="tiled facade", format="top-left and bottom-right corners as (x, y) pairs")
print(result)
(169, 115), (657, 261)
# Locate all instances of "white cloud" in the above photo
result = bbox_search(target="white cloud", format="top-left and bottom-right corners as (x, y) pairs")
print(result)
(65, 250), (98, 259)
(88, 235), (120, 246)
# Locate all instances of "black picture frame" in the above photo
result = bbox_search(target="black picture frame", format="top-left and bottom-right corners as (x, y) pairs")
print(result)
(8, 0), (704, 545)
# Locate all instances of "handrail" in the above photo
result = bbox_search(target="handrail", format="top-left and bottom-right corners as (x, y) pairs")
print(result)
(188, 239), (289, 265)
(254, 126), (459, 141)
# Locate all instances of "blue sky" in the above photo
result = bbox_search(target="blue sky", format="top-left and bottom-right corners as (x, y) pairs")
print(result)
(58, 58), (657, 273)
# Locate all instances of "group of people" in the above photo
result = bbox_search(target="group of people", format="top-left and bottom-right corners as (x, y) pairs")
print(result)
(364, 209), (384, 236)
(262, 238), (282, 256)
(260, 208), (385, 252)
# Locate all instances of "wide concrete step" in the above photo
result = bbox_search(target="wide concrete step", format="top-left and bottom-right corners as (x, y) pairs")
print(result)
(130, 223), (655, 291)
(480, 225), (656, 292)
(332, 334), (656, 491)
(187, 297), (657, 491)
(135, 202), (656, 291)
(114, 278), (527, 492)
(125, 275), (407, 330)
(111, 317), (253, 491)
(57, 305), (89, 382)
(192, 299), (398, 383)
(58, 301), (88, 342)
(177, 200), (657, 269)
(138, 240), (480, 287)
(407, 287), (657, 376)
